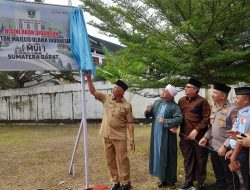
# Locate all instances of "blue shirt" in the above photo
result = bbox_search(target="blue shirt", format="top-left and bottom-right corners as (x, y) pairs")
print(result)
(227, 105), (250, 149)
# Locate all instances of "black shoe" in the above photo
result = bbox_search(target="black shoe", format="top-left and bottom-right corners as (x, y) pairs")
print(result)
(180, 181), (193, 189)
(158, 182), (168, 188)
(168, 182), (175, 188)
(121, 183), (131, 190)
(158, 182), (175, 188)
(110, 183), (121, 190)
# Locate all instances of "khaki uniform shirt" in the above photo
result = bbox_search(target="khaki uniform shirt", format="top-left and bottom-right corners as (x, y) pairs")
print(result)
(95, 92), (133, 140)
(178, 95), (211, 139)
(204, 102), (234, 150)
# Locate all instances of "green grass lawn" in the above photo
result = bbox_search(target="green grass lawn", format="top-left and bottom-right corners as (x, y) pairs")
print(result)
(0, 124), (215, 190)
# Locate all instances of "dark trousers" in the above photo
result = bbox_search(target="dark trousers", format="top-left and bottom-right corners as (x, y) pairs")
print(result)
(237, 148), (250, 190)
(180, 138), (208, 185)
(210, 150), (240, 190)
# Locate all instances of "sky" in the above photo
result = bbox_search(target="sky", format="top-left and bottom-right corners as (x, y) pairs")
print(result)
(28, 0), (120, 44)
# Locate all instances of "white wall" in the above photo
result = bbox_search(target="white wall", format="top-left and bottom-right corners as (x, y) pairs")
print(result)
(0, 82), (235, 122)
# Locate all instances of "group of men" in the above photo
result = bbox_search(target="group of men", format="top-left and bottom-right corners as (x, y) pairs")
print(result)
(85, 71), (250, 190)
(146, 78), (250, 190)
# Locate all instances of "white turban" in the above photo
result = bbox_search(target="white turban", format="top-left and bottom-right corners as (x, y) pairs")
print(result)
(165, 84), (178, 97)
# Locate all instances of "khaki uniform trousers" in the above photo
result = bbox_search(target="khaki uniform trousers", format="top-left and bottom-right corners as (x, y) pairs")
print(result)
(103, 138), (130, 185)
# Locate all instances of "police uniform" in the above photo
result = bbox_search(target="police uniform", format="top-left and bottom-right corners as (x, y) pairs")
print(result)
(225, 106), (250, 149)
(95, 88), (133, 187)
(207, 102), (234, 150)
(224, 87), (250, 190)
(204, 83), (240, 190)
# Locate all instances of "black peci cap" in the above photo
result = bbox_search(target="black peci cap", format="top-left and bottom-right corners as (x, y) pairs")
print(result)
(188, 78), (202, 89)
(235, 87), (250, 95)
(116, 80), (128, 91)
(213, 83), (231, 93)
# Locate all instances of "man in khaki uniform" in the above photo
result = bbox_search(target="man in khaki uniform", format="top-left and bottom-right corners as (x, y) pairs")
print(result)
(85, 72), (135, 190)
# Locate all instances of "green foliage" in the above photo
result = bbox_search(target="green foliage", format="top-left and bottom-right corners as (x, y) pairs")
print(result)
(82, 0), (250, 89)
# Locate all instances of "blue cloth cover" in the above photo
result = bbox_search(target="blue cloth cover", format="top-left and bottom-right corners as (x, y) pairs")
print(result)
(70, 7), (95, 75)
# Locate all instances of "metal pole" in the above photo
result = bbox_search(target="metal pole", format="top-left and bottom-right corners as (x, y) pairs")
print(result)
(80, 71), (89, 189)
(68, 119), (83, 175)
(68, 72), (89, 189)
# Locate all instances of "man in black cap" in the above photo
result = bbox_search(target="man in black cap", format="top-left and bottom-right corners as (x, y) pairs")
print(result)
(85, 72), (135, 190)
(178, 78), (211, 190)
(223, 86), (250, 190)
(199, 83), (240, 190)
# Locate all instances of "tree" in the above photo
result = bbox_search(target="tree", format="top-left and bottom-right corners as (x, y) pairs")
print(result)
(0, 71), (80, 90)
(82, 0), (250, 89)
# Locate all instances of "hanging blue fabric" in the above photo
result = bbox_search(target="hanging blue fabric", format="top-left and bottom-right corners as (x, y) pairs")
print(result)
(70, 7), (95, 75)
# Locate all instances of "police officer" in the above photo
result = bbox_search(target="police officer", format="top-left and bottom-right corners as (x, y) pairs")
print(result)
(199, 83), (240, 190)
(224, 86), (250, 190)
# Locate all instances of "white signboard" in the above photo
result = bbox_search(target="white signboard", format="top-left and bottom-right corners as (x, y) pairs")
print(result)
(0, 0), (80, 71)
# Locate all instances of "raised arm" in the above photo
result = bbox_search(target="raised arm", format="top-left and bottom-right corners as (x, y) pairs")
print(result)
(85, 72), (96, 96)
(84, 72), (106, 103)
